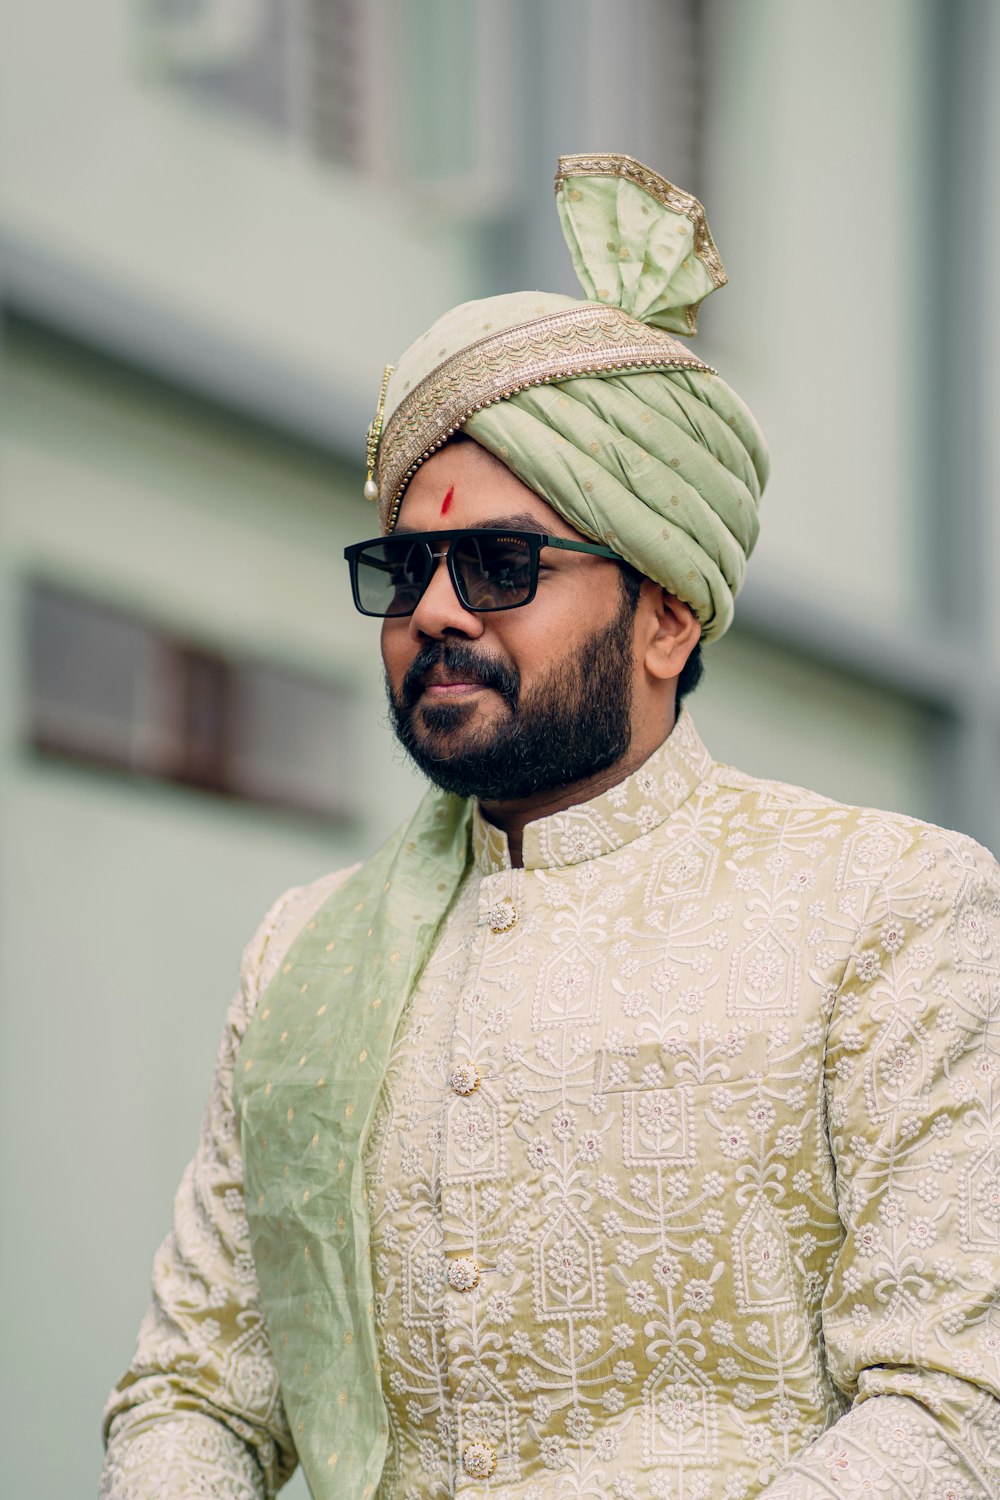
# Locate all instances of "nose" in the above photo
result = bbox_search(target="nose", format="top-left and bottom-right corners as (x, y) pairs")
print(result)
(406, 549), (485, 642)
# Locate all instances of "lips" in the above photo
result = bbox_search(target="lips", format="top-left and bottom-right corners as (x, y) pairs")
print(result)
(421, 667), (488, 695)
(399, 642), (520, 713)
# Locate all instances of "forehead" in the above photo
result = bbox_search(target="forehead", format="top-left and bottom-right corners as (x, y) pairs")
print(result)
(392, 439), (581, 538)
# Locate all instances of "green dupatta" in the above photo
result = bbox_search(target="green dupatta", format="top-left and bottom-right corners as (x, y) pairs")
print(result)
(234, 789), (471, 1498)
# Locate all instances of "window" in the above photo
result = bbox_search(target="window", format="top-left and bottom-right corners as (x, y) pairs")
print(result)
(143, 0), (515, 212)
(26, 580), (358, 824)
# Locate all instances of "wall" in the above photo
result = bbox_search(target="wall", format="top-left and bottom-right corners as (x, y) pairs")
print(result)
(0, 325), (420, 1495)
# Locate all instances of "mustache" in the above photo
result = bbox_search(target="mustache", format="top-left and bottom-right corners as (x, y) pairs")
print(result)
(399, 641), (520, 713)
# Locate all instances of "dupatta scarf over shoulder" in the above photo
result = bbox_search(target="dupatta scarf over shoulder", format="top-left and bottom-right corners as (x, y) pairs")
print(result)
(371, 153), (770, 642)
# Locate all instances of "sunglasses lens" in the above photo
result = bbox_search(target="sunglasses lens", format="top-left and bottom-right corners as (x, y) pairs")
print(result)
(353, 538), (431, 616)
(452, 534), (535, 610)
(350, 532), (539, 616)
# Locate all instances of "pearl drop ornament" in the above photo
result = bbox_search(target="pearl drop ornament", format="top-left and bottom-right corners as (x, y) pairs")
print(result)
(363, 478), (378, 502)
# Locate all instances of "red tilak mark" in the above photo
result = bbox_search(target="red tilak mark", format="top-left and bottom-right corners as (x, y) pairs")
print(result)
(439, 486), (455, 517)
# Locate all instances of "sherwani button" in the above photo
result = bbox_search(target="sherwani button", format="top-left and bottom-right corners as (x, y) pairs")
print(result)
(462, 1440), (497, 1479)
(450, 1061), (481, 1095)
(447, 1255), (481, 1292)
(486, 897), (517, 934)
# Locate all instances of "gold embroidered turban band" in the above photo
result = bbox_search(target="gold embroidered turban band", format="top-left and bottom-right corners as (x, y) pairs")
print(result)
(364, 153), (769, 642)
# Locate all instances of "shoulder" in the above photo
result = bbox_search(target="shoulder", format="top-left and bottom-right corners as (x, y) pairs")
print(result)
(238, 865), (360, 1016)
(704, 760), (998, 888)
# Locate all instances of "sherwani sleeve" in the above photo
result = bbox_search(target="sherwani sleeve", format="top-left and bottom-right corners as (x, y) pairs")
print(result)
(761, 828), (1000, 1499)
(101, 869), (355, 1499)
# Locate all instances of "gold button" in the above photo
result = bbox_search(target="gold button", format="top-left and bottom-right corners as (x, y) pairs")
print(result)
(447, 1256), (481, 1292)
(450, 1061), (481, 1096)
(462, 1441), (497, 1479)
(487, 897), (517, 934)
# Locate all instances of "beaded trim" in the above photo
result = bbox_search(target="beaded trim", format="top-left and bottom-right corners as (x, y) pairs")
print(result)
(376, 305), (711, 531)
(555, 152), (728, 305)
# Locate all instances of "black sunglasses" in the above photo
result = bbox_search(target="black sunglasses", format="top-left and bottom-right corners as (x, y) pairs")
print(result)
(344, 528), (624, 618)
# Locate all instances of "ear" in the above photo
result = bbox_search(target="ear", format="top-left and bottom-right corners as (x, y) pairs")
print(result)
(640, 584), (702, 684)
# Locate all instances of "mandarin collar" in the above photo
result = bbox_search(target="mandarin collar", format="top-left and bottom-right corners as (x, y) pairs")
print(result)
(471, 709), (713, 876)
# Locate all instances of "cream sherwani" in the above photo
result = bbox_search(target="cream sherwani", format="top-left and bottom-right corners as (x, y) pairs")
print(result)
(103, 714), (1000, 1499)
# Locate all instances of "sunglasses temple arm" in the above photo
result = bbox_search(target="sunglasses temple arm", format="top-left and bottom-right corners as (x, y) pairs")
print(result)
(545, 537), (624, 561)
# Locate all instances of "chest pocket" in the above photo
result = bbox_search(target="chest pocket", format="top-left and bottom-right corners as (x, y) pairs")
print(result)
(593, 1032), (770, 1170)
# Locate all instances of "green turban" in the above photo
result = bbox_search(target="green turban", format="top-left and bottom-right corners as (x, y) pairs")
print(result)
(369, 153), (769, 641)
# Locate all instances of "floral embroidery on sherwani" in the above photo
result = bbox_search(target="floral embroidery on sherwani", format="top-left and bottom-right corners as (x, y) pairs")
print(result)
(103, 715), (1000, 1499)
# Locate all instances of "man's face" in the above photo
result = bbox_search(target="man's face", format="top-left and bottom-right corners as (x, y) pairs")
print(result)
(380, 439), (640, 802)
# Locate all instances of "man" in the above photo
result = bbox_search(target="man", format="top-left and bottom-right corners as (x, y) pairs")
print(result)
(103, 156), (1000, 1500)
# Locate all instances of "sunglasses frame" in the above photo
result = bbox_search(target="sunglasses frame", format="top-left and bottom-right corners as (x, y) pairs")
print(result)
(344, 528), (625, 618)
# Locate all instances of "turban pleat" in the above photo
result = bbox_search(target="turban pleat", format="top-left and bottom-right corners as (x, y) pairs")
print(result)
(464, 369), (764, 639)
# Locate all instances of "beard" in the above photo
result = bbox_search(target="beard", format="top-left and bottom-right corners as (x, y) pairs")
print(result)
(386, 592), (636, 802)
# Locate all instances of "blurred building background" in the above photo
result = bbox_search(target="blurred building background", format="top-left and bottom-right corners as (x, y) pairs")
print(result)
(1, 1), (998, 1493)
